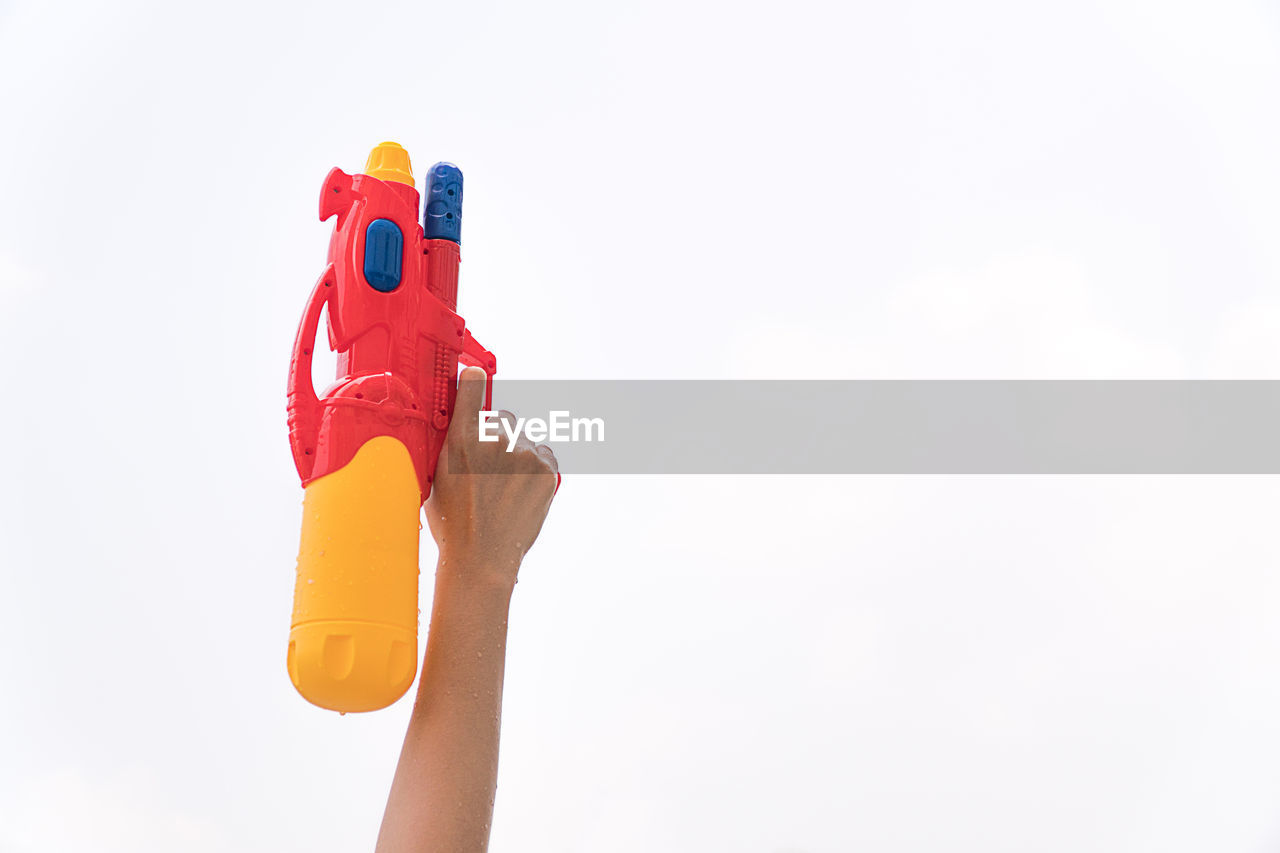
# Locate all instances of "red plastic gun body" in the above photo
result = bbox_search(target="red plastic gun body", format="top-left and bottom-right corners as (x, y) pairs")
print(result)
(287, 167), (494, 501)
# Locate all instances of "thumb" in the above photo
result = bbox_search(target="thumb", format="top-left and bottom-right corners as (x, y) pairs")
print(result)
(450, 366), (489, 440)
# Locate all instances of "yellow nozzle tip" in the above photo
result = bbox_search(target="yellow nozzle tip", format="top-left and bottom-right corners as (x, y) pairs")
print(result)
(364, 141), (414, 188)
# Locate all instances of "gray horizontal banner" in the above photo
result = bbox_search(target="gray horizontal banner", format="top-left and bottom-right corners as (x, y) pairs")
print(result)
(473, 380), (1280, 474)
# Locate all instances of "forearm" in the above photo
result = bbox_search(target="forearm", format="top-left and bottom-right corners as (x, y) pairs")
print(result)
(376, 368), (557, 851)
(376, 553), (517, 853)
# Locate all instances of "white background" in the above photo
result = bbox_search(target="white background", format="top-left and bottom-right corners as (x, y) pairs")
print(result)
(2, 1), (1280, 850)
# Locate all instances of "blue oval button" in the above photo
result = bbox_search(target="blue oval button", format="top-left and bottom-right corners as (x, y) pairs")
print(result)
(364, 218), (403, 292)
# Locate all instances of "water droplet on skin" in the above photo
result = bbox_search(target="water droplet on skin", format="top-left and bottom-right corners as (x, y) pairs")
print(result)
(339, 711), (346, 717)
(307, 578), (315, 585)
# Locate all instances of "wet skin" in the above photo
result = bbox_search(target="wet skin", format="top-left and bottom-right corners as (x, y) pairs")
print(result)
(376, 367), (558, 853)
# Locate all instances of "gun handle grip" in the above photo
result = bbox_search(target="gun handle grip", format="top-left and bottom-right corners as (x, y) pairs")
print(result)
(287, 270), (334, 481)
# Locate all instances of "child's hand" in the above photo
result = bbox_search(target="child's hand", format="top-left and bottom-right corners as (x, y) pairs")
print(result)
(379, 368), (558, 853)
(424, 367), (558, 586)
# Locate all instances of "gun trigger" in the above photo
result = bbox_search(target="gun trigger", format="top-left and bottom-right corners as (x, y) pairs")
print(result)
(457, 329), (496, 409)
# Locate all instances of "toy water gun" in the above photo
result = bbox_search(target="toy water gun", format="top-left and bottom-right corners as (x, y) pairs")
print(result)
(286, 142), (495, 713)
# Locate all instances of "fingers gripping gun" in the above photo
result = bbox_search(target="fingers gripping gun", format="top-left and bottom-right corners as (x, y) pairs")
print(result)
(286, 142), (495, 713)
